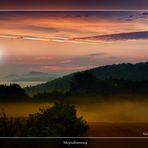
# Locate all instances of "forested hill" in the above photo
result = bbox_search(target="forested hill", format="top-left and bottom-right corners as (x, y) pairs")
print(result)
(91, 62), (148, 80)
(25, 62), (148, 96)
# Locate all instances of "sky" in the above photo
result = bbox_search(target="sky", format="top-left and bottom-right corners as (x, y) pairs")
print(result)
(0, 0), (148, 9)
(0, 11), (148, 77)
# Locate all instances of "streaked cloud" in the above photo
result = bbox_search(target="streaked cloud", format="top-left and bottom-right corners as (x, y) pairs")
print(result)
(2, 31), (148, 43)
(125, 12), (148, 21)
(88, 53), (107, 57)
(72, 31), (148, 41)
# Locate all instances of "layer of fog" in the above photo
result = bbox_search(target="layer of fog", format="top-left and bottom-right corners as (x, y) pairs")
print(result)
(1, 100), (148, 122)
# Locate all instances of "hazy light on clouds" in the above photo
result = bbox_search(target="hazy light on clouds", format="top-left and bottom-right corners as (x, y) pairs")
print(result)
(0, 11), (148, 75)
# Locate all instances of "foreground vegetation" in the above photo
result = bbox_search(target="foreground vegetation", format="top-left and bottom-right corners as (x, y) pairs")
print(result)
(0, 103), (88, 137)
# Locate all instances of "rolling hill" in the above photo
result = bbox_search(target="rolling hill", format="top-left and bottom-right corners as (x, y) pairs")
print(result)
(3, 71), (59, 82)
(25, 62), (148, 96)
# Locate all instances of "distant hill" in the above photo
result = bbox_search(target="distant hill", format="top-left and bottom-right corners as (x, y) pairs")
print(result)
(25, 62), (148, 96)
(4, 71), (59, 82)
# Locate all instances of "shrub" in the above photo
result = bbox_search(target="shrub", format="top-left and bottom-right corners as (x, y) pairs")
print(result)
(23, 103), (88, 137)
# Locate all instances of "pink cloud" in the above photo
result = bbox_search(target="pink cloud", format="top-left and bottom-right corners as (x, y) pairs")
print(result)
(38, 65), (96, 72)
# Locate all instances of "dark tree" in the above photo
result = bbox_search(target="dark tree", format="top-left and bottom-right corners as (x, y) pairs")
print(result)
(23, 103), (88, 136)
(0, 84), (29, 101)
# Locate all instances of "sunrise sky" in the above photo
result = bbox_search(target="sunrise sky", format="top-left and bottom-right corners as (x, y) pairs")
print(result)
(0, 11), (148, 76)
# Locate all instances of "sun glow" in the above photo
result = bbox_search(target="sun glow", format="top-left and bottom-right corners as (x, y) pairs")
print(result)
(0, 47), (5, 64)
(0, 49), (2, 60)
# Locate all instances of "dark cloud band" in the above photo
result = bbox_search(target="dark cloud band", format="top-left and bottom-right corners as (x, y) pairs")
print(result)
(72, 31), (148, 41)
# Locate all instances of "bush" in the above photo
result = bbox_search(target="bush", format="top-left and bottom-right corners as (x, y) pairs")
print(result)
(23, 103), (88, 137)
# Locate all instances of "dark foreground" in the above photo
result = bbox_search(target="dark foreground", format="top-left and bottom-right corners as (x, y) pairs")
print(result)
(1, 122), (148, 148)
(1, 138), (148, 148)
(88, 122), (148, 137)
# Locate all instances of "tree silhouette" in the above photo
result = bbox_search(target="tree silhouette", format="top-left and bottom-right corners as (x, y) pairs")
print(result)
(0, 84), (29, 101)
(23, 103), (88, 136)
